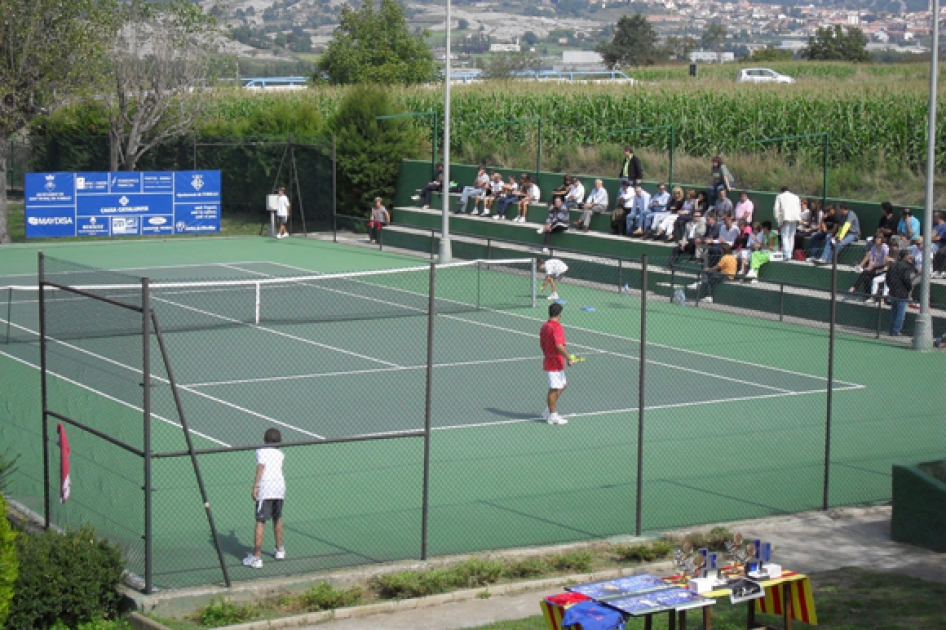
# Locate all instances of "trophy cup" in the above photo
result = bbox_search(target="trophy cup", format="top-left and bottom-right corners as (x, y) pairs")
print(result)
(675, 542), (709, 593)
(724, 533), (757, 574)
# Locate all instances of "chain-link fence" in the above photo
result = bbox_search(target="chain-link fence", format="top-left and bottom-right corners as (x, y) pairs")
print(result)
(6, 244), (943, 593)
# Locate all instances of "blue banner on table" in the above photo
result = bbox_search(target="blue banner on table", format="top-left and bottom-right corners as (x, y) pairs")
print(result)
(24, 170), (221, 238)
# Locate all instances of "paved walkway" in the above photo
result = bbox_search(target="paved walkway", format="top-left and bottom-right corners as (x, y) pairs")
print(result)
(226, 507), (946, 630)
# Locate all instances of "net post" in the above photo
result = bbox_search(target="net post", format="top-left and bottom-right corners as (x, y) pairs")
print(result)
(255, 282), (261, 325)
(636, 254), (647, 537)
(824, 247), (838, 511)
(142, 278), (153, 594)
(39, 251), (50, 529)
(421, 261), (436, 560)
(150, 311), (231, 587)
(531, 258), (537, 308)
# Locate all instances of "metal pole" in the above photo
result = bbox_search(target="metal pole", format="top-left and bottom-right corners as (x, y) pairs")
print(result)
(439, 0), (453, 264)
(151, 311), (231, 587)
(421, 262), (437, 560)
(536, 119), (542, 183)
(38, 252), (50, 529)
(332, 136), (338, 243)
(635, 254), (647, 536)
(669, 126), (675, 189)
(142, 278), (153, 593)
(822, 133), (829, 213)
(531, 258), (537, 308)
(913, 2), (939, 350)
(432, 112), (438, 180)
(823, 249), (837, 510)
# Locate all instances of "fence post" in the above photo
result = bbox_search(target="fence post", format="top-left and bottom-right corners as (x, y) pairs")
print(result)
(823, 248), (838, 511)
(142, 278), (153, 593)
(332, 136), (338, 242)
(635, 254), (647, 536)
(38, 252), (50, 529)
(421, 262), (437, 560)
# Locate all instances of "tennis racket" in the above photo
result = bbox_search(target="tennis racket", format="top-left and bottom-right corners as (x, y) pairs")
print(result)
(569, 354), (586, 364)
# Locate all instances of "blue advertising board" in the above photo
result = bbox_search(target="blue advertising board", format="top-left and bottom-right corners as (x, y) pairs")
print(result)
(24, 170), (221, 238)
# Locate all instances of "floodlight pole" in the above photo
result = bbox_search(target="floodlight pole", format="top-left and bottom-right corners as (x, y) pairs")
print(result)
(913, 0), (939, 351)
(440, 0), (453, 264)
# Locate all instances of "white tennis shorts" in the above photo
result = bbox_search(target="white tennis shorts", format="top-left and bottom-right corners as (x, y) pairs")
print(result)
(546, 370), (566, 390)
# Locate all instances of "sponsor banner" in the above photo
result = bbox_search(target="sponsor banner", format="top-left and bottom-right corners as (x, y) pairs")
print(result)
(25, 170), (221, 238)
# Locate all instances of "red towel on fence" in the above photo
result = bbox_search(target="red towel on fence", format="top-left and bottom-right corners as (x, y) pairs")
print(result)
(58, 423), (71, 503)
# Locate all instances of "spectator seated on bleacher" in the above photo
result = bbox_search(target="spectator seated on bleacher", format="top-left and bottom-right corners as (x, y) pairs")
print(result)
(632, 183), (671, 237)
(551, 175), (572, 204)
(651, 186), (686, 241)
(866, 241), (899, 303)
(744, 220), (778, 282)
(849, 232), (890, 296)
(515, 177), (541, 223)
(458, 165), (489, 214)
(688, 243), (737, 304)
(806, 204), (837, 261)
(813, 203), (860, 265)
(734, 190), (754, 224)
(495, 174), (528, 220)
(669, 211), (707, 267)
(737, 221), (762, 276)
(538, 197), (571, 254)
(411, 162), (444, 209)
(479, 172), (505, 217)
(563, 177), (585, 211)
(877, 201), (898, 242)
(794, 198), (821, 255)
(611, 179), (633, 236)
(713, 188), (734, 218)
(895, 207), (921, 247)
(932, 211), (946, 278)
(625, 185), (652, 236)
(575, 179), (608, 233)
(706, 213), (740, 267)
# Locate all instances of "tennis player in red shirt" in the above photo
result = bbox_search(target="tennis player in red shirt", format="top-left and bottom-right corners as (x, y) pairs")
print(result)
(540, 302), (572, 425)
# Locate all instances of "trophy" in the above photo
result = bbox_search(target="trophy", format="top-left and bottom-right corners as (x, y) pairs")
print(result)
(673, 541), (705, 582)
(724, 533), (757, 573)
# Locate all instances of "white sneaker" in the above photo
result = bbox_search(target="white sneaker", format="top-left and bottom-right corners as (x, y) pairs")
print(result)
(536, 227), (545, 234)
(422, 205), (429, 210)
(542, 247), (550, 254)
(805, 257), (816, 263)
(853, 265), (863, 273)
(687, 282), (700, 289)
(749, 279), (758, 284)
(547, 413), (568, 425)
(411, 195), (421, 201)
(703, 296), (713, 304)
(518, 216), (526, 223)
(481, 211), (490, 216)
(745, 269), (756, 279)
(541, 407), (550, 420)
(493, 214), (501, 220)
(243, 555), (263, 569)
(274, 547), (286, 560)
(547, 292), (559, 300)
(470, 209), (479, 215)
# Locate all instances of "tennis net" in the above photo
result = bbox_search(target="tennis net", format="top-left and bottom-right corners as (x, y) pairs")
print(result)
(4, 258), (538, 341)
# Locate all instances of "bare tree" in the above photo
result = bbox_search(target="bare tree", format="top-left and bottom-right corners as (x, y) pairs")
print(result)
(0, 0), (113, 243)
(107, 0), (225, 172)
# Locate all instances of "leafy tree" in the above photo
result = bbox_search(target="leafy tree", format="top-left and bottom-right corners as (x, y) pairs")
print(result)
(328, 85), (424, 217)
(0, 0), (114, 244)
(802, 25), (870, 62)
(319, 0), (435, 85)
(663, 36), (698, 61)
(522, 31), (539, 46)
(595, 14), (662, 68)
(701, 22), (728, 60)
(479, 52), (542, 79)
(752, 47), (794, 62)
(457, 18), (469, 30)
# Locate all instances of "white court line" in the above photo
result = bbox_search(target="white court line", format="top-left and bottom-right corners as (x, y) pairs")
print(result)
(430, 385), (864, 432)
(180, 353), (606, 388)
(217, 263), (273, 277)
(149, 295), (401, 368)
(270, 259), (862, 391)
(251, 269), (796, 395)
(0, 317), (326, 441)
(0, 346), (231, 447)
(0, 261), (280, 280)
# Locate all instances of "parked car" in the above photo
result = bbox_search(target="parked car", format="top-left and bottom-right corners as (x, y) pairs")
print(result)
(736, 68), (796, 84)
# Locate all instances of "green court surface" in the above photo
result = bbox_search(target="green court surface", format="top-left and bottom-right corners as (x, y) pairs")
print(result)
(1, 236), (944, 591)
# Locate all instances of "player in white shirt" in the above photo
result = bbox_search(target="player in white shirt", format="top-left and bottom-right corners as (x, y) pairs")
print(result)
(539, 258), (569, 300)
(243, 428), (286, 569)
(275, 187), (290, 239)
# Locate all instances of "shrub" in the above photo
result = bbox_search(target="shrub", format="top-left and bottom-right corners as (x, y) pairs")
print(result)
(613, 540), (675, 563)
(195, 597), (256, 628)
(454, 558), (506, 586)
(684, 527), (732, 552)
(0, 495), (18, 628)
(299, 582), (363, 611)
(371, 569), (454, 599)
(507, 557), (549, 579)
(6, 525), (124, 630)
(548, 551), (593, 573)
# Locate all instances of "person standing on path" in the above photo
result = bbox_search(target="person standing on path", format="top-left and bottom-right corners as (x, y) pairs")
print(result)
(540, 302), (572, 426)
(275, 187), (290, 239)
(243, 428), (286, 569)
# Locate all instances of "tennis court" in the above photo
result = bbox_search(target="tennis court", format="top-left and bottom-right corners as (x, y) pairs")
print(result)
(1, 237), (943, 590)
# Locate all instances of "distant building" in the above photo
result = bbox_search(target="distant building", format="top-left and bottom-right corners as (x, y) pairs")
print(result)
(489, 43), (521, 52)
(562, 50), (605, 64)
(689, 51), (736, 62)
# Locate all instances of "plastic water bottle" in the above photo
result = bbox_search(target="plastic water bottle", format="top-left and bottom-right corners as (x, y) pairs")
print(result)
(672, 288), (686, 306)
(622, 283), (630, 296)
